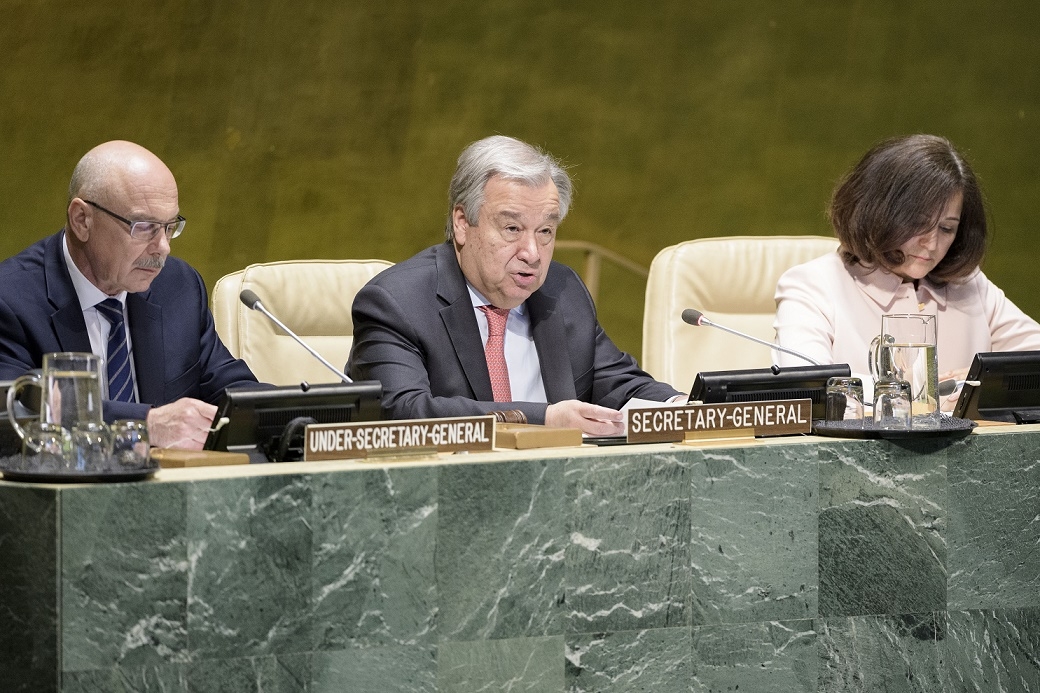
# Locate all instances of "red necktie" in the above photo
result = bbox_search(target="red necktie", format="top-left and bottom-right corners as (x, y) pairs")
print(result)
(479, 305), (512, 402)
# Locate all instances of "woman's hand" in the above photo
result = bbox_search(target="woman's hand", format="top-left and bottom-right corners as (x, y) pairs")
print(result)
(938, 367), (971, 412)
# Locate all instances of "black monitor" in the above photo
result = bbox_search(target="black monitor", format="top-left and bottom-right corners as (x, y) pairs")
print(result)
(953, 351), (1040, 423)
(205, 381), (383, 461)
(688, 364), (852, 420)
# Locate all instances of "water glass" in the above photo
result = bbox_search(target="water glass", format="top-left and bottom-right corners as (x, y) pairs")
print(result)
(874, 379), (912, 430)
(825, 376), (865, 423)
(111, 419), (150, 468)
(70, 421), (113, 472)
(21, 421), (72, 473)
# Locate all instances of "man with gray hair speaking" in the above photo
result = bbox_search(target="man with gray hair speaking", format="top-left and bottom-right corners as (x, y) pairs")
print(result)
(0, 140), (257, 449)
(348, 135), (681, 435)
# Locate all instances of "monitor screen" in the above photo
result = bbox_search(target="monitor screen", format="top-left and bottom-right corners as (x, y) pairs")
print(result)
(689, 364), (852, 420)
(205, 381), (383, 460)
(953, 350), (1040, 423)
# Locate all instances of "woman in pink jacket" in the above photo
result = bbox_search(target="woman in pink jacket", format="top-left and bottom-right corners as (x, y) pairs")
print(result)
(774, 134), (1040, 407)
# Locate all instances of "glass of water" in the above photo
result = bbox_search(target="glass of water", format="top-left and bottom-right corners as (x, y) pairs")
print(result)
(873, 379), (912, 430)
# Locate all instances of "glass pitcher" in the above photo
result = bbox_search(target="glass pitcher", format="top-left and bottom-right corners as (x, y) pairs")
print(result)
(5, 352), (105, 452)
(868, 314), (940, 430)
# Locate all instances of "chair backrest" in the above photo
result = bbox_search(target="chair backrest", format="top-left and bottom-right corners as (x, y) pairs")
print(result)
(211, 259), (393, 386)
(641, 235), (839, 391)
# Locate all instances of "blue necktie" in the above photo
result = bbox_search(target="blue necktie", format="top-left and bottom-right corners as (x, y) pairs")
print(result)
(96, 298), (136, 403)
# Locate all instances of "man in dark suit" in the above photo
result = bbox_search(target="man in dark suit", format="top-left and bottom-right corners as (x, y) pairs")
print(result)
(0, 140), (256, 449)
(348, 135), (681, 435)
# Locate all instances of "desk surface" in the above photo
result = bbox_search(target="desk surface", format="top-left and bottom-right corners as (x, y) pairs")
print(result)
(159, 420), (1037, 482)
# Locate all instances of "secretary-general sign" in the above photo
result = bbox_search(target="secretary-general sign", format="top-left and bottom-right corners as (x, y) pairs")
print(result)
(627, 399), (812, 443)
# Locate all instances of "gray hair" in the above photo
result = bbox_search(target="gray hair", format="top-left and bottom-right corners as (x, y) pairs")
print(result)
(444, 135), (573, 241)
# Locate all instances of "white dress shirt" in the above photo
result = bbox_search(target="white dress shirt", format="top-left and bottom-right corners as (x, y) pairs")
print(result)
(62, 233), (141, 401)
(467, 284), (548, 403)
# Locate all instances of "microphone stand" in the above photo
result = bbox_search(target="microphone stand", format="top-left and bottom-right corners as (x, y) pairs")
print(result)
(239, 290), (354, 384)
(681, 308), (822, 367)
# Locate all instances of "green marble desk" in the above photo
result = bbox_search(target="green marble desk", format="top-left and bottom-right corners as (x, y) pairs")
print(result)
(1, 425), (1038, 692)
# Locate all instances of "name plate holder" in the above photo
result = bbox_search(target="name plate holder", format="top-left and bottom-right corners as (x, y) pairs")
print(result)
(626, 399), (812, 444)
(305, 415), (496, 461)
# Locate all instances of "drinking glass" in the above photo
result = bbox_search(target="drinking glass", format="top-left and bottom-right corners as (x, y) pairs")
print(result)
(111, 420), (150, 468)
(825, 376), (865, 423)
(70, 421), (113, 472)
(873, 379), (912, 430)
(20, 421), (72, 473)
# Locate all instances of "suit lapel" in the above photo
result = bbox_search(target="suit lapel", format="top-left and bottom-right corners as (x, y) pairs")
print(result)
(528, 286), (576, 401)
(127, 293), (165, 405)
(436, 244), (494, 400)
(44, 233), (92, 353)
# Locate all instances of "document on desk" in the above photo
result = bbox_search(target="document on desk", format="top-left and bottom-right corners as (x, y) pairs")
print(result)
(581, 398), (677, 445)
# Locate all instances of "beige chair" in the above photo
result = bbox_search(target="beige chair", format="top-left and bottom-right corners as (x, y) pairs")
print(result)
(211, 259), (393, 386)
(642, 235), (839, 391)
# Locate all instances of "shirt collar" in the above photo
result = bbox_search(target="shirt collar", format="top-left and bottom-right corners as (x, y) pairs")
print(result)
(847, 260), (947, 310)
(62, 232), (128, 310)
(465, 283), (526, 317)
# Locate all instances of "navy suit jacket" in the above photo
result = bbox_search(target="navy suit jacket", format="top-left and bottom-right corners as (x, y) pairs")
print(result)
(347, 242), (681, 423)
(0, 232), (257, 421)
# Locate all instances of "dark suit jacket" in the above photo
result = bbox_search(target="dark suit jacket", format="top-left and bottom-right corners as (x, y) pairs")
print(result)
(347, 242), (681, 423)
(0, 232), (257, 421)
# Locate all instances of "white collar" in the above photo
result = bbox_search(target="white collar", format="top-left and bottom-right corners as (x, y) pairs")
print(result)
(62, 232), (128, 310)
(847, 260), (947, 311)
(465, 282), (527, 316)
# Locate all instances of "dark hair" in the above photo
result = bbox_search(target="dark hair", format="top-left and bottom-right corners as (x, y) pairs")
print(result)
(829, 134), (987, 283)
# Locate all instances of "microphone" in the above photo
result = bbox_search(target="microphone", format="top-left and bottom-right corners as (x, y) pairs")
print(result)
(938, 378), (980, 397)
(681, 308), (822, 367)
(239, 289), (353, 384)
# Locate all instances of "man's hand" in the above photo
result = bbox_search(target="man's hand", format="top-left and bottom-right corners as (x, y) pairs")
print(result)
(146, 398), (218, 450)
(545, 400), (624, 436)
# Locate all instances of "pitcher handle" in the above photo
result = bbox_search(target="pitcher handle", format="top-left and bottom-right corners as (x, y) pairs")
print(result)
(6, 372), (41, 450)
(867, 335), (881, 382)
(868, 333), (895, 382)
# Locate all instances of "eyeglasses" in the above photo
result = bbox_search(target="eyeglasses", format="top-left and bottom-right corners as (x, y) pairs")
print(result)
(84, 200), (186, 242)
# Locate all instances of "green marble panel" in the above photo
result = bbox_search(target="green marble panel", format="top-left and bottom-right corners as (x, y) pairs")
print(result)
(690, 444), (818, 625)
(566, 627), (691, 691)
(186, 475), (312, 659)
(438, 635), (563, 692)
(0, 485), (59, 693)
(310, 645), (437, 692)
(437, 458), (565, 641)
(818, 440), (947, 617)
(817, 613), (943, 691)
(61, 484), (188, 673)
(565, 451), (691, 633)
(948, 434), (1040, 611)
(185, 653), (310, 692)
(942, 609), (1040, 692)
(61, 663), (187, 692)
(310, 466), (437, 649)
(691, 619), (817, 692)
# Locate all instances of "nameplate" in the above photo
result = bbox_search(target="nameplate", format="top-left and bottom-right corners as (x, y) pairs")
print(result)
(626, 399), (812, 443)
(305, 415), (496, 461)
